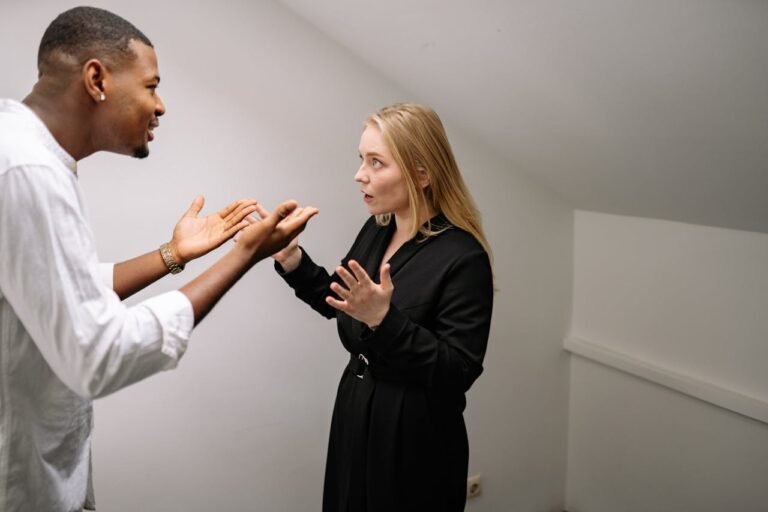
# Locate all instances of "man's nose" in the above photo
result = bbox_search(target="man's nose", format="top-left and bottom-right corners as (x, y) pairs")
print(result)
(155, 94), (166, 117)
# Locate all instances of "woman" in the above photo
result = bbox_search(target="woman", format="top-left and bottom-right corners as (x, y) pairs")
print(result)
(267, 103), (493, 512)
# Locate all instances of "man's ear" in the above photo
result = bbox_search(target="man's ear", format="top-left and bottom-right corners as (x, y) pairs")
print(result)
(82, 59), (108, 103)
(417, 167), (431, 189)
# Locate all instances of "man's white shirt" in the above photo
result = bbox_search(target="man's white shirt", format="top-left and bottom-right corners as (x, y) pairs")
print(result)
(0, 99), (194, 511)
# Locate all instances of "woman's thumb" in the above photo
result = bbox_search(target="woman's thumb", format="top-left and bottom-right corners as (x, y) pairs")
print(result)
(380, 263), (393, 289)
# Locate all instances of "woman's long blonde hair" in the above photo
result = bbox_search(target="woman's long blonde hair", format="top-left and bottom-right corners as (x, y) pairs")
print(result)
(367, 103), (492, 261)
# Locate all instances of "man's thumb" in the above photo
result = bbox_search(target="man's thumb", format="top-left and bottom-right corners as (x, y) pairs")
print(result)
(268, 200), (298, 226)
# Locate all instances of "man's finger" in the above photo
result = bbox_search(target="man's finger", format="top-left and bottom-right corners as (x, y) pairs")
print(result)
(254, 204), (270, 220)
(223, 200), (258, 224)
(275, 200), (299, 218)
(223, 217), (255, 239)
(224, 204), (258, 227)
(184, 195), (205, 218)
(277, 207), (319, 238)
(263, 200), (299, 230)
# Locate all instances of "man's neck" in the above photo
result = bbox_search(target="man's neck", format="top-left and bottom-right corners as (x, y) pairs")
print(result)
(23, 84), (94, 161)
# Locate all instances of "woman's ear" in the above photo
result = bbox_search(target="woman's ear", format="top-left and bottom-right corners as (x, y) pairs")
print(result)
(417, 167), (431, 189)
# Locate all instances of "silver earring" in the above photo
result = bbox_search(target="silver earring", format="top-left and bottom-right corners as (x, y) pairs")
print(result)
(99, 93), (106, 102)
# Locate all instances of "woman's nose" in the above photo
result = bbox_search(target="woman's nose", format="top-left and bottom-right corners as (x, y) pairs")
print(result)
(354, 166), (368, 183)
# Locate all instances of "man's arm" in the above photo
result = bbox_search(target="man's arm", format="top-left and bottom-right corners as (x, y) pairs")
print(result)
(112, 196), (258, 300)
(112, 249), (174, 299)
(180, 202), (318, 324)
(1, 164), (317, 398)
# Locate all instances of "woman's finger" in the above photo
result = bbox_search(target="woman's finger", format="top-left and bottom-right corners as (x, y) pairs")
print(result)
(379, 263), (393, 290)
(330, 282), (351, 300)
(348, 260), (373, 285)
(336, 265), (358, 290)
(325, 296), (347, 312)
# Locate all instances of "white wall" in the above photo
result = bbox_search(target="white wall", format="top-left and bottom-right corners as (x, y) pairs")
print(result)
(2, 1), (573, 510)
(566, 211), (768, 512)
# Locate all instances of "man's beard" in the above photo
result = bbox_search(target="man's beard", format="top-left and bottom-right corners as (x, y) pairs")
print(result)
(132, 145), (149, 159)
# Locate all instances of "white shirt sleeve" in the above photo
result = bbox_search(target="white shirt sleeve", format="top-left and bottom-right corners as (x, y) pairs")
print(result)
(0, 164), (194, 399)
(99, 262), (114, 289)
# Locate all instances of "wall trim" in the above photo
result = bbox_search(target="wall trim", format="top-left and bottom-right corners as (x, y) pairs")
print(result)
(564, 336), (768, 425)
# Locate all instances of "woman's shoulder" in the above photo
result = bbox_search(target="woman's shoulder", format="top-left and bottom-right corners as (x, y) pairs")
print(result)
(423, 224), (489, 272)
(429, 219), (485, 253)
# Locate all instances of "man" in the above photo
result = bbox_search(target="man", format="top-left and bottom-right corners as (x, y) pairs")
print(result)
(0, 6), (318, 511)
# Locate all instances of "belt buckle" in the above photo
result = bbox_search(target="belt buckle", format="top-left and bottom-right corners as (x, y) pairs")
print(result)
(355, 353), (369, 379)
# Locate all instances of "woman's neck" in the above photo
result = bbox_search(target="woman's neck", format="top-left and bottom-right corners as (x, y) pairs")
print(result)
(392, 204), (437, 240)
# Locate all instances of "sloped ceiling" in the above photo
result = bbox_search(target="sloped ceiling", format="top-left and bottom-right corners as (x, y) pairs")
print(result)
(279, 0), (768, 233)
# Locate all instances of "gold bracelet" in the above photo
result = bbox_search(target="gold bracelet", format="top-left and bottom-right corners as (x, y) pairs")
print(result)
(159, 242), (184, 274)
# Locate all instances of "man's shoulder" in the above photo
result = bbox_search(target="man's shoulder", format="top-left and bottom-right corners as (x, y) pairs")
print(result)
(0, 99), (60, 174)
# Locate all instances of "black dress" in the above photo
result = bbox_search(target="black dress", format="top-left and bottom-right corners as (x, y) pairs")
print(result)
(277, 215), (493, 512)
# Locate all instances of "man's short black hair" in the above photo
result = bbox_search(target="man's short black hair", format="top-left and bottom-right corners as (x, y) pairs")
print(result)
(38, 6), (153, 72)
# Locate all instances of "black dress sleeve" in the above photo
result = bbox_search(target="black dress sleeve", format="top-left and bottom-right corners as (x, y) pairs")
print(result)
(275, 248), (340, 319)
(275, 216), (380, 320)
(361, 247), (493, 394)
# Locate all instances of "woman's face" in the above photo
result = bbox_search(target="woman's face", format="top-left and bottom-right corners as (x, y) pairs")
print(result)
(355, 124), (410, 217)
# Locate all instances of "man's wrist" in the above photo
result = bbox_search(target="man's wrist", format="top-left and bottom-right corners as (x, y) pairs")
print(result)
(160, 242), (185, 274)
(229, 240), (262, 269)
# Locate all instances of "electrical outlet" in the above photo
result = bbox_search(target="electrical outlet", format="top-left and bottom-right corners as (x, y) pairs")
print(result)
(467, 473), (482, 498)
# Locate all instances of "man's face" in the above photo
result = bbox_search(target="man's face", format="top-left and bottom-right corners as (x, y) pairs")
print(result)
(100, 39), (164, 158)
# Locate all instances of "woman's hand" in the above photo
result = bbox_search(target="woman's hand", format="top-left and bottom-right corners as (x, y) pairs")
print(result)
(169, 196), (258, 265)
(326, 260), (393, 328)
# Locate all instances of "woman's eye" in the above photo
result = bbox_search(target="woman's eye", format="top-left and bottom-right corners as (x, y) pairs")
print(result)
(372, 158), (382, 168)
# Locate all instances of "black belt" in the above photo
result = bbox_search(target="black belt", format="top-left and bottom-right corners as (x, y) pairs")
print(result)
(345, 353), (412, 383)
(348, 353), (369, 379)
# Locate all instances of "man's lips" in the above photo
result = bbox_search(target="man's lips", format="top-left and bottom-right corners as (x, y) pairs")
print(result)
(148, 122), (159, 141)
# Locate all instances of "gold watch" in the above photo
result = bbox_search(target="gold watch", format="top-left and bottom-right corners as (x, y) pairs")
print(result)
(159, 242), (185, 274)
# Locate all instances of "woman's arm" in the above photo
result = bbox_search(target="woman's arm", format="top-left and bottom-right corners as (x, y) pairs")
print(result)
(264, 210), (377, 320)
(277, 248), (341, 319)
(330, 248), (493, 393)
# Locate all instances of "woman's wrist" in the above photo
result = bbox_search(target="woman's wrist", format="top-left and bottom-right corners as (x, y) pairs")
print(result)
(366, 305), (390, 330)
(276, 247), (302, 273)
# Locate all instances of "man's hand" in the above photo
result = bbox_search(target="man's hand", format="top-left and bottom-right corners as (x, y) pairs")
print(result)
(243, 204), (303, 272)
(235, 200), (319, 264)
(170, 196), (259, 265)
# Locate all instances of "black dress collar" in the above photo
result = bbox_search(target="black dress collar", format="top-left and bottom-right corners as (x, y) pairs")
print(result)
(370, 213), (451, 281)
